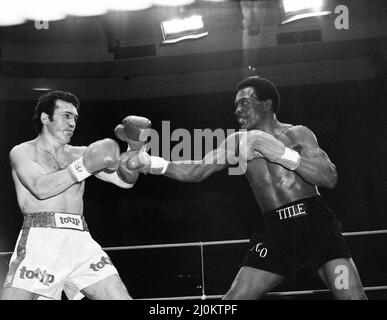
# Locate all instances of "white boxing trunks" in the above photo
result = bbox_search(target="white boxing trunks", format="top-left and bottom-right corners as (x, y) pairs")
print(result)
(3, 212), (119, 300)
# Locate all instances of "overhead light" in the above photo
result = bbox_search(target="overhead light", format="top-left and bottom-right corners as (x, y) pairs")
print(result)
(161, 15), (208, 44)
(0, 3), (26, 26)
(32, 88), (53, 91)
(0, 14), (26, 27)
(20, 0), (66, 21)
(0, 0), (164, 26)
(107, 0), (153, 11)
(280, 0), (331, 25)
(152, 0), (195, 6)
(31, 79), (54, 91)
(283, 0), (324, 13)
(63, 0), (109, 17)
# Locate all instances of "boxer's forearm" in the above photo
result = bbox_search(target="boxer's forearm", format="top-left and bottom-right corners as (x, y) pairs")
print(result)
(95, 170), (135, 189)
(164, 161), (226, 182)
(164, 162), (204, 182)
(294, 157), (338, 189)
(30, 168), (80, 199)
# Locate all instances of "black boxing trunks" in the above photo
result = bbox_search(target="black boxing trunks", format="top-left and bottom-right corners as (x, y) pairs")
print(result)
(241, 196), (351, 277)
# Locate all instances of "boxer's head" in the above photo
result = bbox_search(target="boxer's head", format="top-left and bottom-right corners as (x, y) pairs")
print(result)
(33, 90), (80, 133)
(234, 76), (280, 130)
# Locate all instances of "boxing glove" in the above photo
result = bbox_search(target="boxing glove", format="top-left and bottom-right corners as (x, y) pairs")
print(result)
(116, 151), (140, 184)
(114, 116), (151, 151)
(239, 130), (301, 170)
(68, 139), (120, 182)
(124, 149), (168, 175)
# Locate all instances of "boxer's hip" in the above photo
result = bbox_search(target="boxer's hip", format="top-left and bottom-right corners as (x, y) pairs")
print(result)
(22, 211), (88, 232)
(262, 195), (338, 234)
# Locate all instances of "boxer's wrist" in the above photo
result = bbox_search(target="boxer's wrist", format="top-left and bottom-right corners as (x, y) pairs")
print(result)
(280, 148), (301, 170)
(148, 156), (169, 175)
(68, 158), (92, 182)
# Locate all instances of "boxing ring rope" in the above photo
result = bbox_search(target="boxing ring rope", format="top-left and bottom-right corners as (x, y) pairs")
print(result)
(1, 229), (387, 299)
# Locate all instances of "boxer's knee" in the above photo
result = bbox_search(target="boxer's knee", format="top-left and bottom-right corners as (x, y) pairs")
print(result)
(332, 286), (368, 300)
(1, 287), (39, 300)
(223, 286), (263, 300)
(82, 274), (131, 300)
(222, 279), (266, 300)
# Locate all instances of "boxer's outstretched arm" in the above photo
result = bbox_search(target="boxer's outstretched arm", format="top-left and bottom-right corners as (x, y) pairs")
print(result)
(164, 155), (227, 183)
(288, 126), (338, 188)
(95, 170), (136, 189)
(164, 133), (240, 182)
(10, 145), (80, 200)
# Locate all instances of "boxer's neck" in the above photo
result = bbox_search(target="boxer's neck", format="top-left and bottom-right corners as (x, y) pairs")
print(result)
(254, 113), (281, 134)
(36, 134), (66, 156)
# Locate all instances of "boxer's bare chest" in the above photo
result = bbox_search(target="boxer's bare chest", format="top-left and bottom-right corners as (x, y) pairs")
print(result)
(245, 130), (301, 185)
(243, 130), (316, 211)
(35, 146), (78, 173)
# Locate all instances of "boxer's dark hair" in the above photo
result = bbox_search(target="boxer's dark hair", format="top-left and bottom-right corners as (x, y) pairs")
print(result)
(237, 76), (280, 114)
(33, 90), (80, 133)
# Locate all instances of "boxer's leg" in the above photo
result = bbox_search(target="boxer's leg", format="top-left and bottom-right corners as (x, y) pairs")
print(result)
(81, 274), (131, 300)
(223, 266), (284, 300)
(317, 258), (367, 300)
(1, 287), (39, 300)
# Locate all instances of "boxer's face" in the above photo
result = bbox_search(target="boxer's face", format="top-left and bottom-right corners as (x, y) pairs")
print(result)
(234, 87), (265, 130)
(44, 100), (79, 144)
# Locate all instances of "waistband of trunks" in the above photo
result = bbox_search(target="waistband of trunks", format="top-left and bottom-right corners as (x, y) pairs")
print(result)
(264, 195), (324, 223)
(22, 212), (89, 232)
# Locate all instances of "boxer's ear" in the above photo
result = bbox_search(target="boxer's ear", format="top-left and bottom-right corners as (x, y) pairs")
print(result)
(40, 112), (49, 125)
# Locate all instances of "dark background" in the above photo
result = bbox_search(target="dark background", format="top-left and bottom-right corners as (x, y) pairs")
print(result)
(0, 0), (387, 299)
(1, 78), (387, 298)
(1, 79), (387, 248)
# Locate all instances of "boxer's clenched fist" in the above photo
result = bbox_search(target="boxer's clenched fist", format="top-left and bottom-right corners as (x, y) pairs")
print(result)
(116, 151), (140, 184)
(239, 130), (301, 170)
(122, 148), (168, 175)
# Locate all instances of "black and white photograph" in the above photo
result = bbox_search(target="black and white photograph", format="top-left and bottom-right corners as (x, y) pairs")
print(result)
(0, 0), (386, 310)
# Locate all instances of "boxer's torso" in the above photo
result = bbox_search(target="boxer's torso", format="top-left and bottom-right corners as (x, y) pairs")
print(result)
(12, 140), (86, 215)
(244, 124), (319, 213)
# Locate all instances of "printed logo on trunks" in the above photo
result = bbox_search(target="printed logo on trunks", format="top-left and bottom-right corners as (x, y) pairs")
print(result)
(276, 203), (308, 221)
(19, 266), (55, 286)
(54, 213), (83, 230)
(90, 256), (112, 272)
(250, 243), (268, 258)
(74, 161), (85, 173)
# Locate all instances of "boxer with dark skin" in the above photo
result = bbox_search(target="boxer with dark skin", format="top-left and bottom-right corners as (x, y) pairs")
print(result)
(125, 76), (367, 300)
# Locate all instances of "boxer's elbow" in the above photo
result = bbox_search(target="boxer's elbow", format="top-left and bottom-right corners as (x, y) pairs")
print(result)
(30, 179), (58, 199)
(181, 167), (204, 182)
(31, 186), (52, 200)
(166, 163), (203, 182)
(323, 165), (338, 189)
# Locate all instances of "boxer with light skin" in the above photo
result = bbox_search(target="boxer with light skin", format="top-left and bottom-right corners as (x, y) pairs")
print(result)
(123, 76), (367, 300)
(2, 91), (148, 300)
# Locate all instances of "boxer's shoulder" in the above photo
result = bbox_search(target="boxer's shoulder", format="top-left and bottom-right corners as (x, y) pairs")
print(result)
(285, 125), (318, 145)
(10, 140), (36, 157)
(277, 125), (314, 143)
